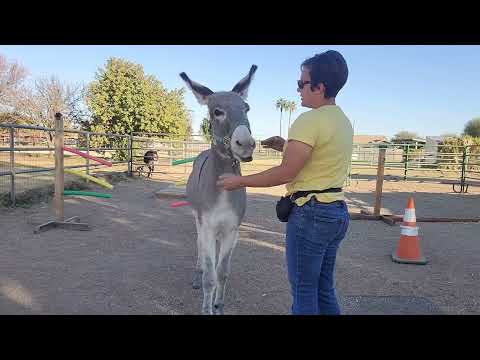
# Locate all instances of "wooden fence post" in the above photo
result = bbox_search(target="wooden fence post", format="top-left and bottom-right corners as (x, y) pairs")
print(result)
(54, 113), (64, 221)
(86, 132), (90, 178)
(128, 134), (133, 176)
(9, 127), (15, 207)
(374, 147), (386, 216)
(34, 113), (90, 233)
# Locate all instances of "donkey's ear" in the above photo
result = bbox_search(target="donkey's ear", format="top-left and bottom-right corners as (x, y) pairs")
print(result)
(180, 72), (214, 105)
(231, 65), (257, 100)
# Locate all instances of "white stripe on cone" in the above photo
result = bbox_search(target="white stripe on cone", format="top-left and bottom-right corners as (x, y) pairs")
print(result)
(400, 225), (419, 236)
(403, 208), (416, 222)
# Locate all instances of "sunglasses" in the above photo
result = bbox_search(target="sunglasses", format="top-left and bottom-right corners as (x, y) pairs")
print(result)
(297, 80), (311, 89)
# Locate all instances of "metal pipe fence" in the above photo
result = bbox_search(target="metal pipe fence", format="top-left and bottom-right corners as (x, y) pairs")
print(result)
(1, 124), (130, 207)
(2, 123), (479, 207)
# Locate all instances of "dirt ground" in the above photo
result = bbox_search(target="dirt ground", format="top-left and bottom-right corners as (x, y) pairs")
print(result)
(1, 175), (479, 315)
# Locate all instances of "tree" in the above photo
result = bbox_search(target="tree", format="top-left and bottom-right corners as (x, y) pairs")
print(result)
(1, 54), (86, 154)
(6, 75), (85, 128)
(200, 117), (212, 142)
(3, 75), (86, 153)
(32, 76), (86, 129)
(463, 118), (480, 138)
(287, 100), (297, 130)
(393, 131), (420, 140)
(0, 54), (28, 107)
(84, 57), (192, 159)
(32, 76), (84, 149)
(275, 98), (289, 137)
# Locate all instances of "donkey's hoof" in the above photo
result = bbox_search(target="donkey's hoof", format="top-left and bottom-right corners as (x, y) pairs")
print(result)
(201, 308), (213, 315)
(213, 303), (224, 315)
(192, 271), (202, 289)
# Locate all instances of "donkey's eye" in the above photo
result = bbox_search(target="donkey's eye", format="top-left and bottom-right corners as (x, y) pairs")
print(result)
(214, 109), (225, 117)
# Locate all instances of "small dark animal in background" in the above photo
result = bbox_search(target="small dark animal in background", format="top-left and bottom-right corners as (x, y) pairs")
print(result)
(139, 150), (158, 178)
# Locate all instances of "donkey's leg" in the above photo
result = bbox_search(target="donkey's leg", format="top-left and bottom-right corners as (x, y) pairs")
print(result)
(199, 222), (217, 315)
(192, 211), (203, 289)
(214, 228), (238, 315)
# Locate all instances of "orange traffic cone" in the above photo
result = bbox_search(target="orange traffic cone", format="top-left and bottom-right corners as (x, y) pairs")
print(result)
(391, 197), (427, 265)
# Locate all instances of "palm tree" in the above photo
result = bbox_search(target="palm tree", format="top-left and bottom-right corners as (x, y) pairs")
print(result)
(287, 100), (297, 130)
(275, 98), (288, 137)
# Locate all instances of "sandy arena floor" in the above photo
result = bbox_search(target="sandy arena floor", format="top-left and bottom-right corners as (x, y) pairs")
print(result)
(1, 176), (479, 314)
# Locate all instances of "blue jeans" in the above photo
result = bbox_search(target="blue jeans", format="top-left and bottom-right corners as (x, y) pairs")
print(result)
(286, 198), (349, 315)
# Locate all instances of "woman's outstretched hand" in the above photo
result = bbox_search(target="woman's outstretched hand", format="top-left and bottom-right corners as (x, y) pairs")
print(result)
(260, 136), (285, 152)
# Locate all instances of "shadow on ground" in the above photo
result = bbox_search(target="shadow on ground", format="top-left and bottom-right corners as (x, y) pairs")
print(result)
(0, 177), (478, 314)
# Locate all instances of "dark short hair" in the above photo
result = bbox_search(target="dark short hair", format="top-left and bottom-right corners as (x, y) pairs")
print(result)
(301, 50), (348, 98)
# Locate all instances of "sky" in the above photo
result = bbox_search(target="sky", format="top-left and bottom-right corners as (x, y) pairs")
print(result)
(1, 45), (479, 139)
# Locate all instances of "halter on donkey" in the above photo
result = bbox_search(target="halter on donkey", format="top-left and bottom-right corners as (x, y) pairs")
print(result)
(179, 65), (257, 315)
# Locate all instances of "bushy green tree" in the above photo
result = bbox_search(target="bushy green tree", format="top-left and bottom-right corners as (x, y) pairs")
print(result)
(84, 57), (192, 159)
(463, 118), (480, 138)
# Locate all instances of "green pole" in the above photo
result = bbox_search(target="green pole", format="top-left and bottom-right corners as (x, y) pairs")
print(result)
(172, 156), (197, 166)
(64, 190), (112, 198)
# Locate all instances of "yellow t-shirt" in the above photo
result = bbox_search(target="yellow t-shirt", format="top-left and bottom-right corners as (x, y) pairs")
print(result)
(284, 105), (353, 206)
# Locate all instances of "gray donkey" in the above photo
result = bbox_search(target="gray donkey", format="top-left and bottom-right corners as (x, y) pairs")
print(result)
(180, 65), (257, 315)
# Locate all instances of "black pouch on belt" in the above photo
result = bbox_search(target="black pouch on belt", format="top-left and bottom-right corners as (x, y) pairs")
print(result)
(275, 188), (342, 222)
(275, 196), (294, 222)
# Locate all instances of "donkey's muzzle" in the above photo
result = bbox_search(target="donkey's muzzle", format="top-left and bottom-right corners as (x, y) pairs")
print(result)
(241, 156), (253, 162)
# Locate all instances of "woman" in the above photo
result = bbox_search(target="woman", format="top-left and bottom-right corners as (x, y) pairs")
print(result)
(217, 50), (353, 315)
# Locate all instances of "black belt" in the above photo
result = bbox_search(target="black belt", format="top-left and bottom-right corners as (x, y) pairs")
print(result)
(290, 188), (342, 201)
